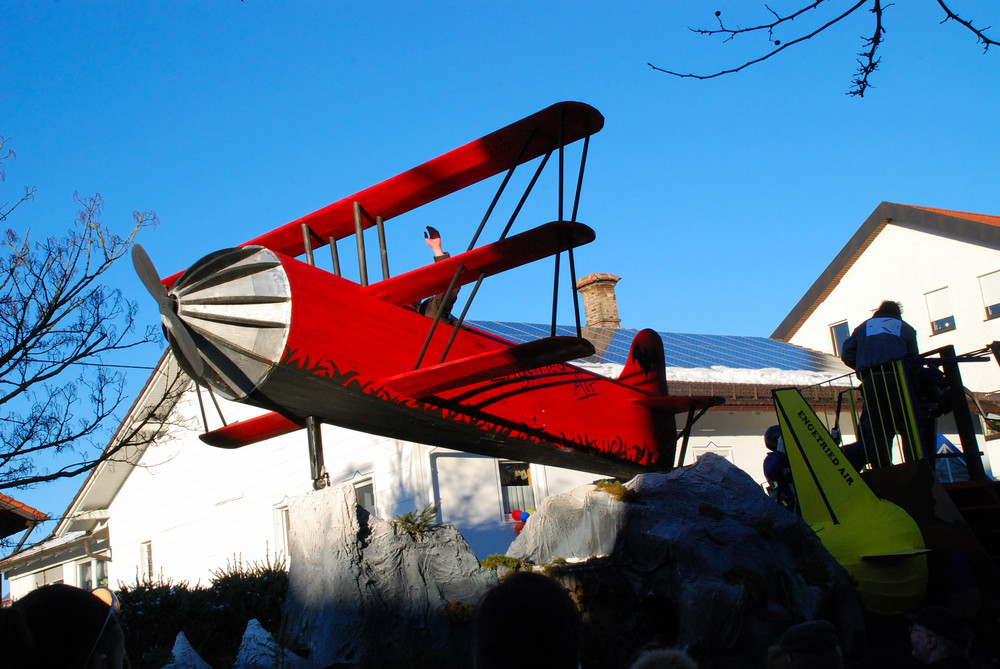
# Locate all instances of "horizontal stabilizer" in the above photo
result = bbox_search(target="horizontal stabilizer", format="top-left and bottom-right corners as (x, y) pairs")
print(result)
(378, 336), (596, 398)
(363, 221), (595, 306)
(200, 411), (304, 448)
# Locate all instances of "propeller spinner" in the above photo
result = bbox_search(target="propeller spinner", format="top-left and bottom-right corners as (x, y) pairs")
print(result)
(132, 244), (206, 378)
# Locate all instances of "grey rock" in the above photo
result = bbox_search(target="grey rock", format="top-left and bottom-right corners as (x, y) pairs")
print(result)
(161, 631), (212, 669)
(508, 453), (865, 669)
(234, 619), (319, 669)
(281, 485), (496, 668)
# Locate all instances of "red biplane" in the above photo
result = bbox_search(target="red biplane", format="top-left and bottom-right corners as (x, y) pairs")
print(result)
(134, 102), (723, 487)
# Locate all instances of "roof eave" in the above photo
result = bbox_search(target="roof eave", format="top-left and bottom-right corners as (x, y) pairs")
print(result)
(772, 202), (1000, 342)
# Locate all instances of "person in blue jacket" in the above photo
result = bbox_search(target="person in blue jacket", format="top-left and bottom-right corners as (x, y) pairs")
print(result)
(840, 300), (919, 467)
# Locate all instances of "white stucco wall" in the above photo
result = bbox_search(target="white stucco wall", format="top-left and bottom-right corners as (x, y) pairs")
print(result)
(786, 224), (1000, 476)
(103, 388), (643, 583)
(788, 225), (1000, 393)
(108, 395), (314, 587)
(683, 409), (805, 486)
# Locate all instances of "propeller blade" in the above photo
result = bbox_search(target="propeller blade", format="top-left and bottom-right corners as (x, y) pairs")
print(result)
(132, 244), (206, 378)
(165, 311), (206, 378)
(132, 245), (169, 304)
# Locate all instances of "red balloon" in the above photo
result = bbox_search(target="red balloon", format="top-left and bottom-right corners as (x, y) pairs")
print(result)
(512, 510), (523, 521)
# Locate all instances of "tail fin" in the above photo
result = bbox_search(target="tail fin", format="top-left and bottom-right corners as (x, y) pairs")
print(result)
(772, 387), (876, 526)
(618, 328), (668, 395)
(772, 387), (927, 614)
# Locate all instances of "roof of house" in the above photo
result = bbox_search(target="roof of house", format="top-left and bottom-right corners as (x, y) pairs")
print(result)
(771, 202), (1000, 342)
(0, 530), (89, 567)
(470, 321), (845, 373)
(0, 492), (47, 540)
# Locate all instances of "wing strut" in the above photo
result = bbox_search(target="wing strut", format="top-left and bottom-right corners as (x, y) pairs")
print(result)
(415, 108), (595, 370)
(413, 127), (546, 370)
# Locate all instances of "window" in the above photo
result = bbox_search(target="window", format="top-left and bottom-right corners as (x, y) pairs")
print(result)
(354, 479), (376, 515)
(96, 559), (108, 588)
(273, 505), (290, 558)
(33, 565), (64, 588)
(980, 270), (1000, 320)
(829, 321), (850, 357)
(78, 561), (93, 590)
(925, 288), (956, 334)
(498, 461), (536, 520)
(139, 541), (154, 582)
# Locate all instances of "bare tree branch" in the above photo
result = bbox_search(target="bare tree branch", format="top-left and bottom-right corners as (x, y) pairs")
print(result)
(0, 363), (192, 490)
(936, 0), (999, 52)
(650, 1), (997, 97)
(0, 138), (174, 491)
(648, 1), (869, 86)
(849, 0), (885, 97)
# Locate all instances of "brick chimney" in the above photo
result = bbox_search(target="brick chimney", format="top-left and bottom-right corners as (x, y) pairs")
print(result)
(575, 273), (621, 328)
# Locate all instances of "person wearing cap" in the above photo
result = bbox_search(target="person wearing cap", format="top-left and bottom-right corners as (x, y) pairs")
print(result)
(908, 605), (973, 667)
(766, 619), (843, 669)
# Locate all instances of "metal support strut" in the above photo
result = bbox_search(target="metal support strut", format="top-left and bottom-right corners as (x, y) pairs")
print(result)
(306, 416), (330, 490)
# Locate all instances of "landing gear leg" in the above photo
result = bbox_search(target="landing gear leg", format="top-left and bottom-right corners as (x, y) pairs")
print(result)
(307, 416), (330, 490)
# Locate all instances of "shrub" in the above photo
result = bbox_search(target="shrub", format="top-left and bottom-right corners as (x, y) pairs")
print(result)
(446, 599), (476, 624)
(594, 479), (641, 503)
(541, 557), (568, 577)
(394, 501), (442, 542)
(116, 577), (210, 669)
(115, 552), (290, 668)
(480, 554), (523, 571)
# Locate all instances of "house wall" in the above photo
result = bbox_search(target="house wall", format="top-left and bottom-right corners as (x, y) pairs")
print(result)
(108, 396), (313, 587)
(682, 409), (836, 489)
(788, 225), (1000, 392)
(786, 224), (1000, 474)
(7, 372), (857, 594)
(102, 389), (627, 586)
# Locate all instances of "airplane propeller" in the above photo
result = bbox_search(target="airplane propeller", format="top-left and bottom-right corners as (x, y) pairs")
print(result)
(132, 244), (206, 378)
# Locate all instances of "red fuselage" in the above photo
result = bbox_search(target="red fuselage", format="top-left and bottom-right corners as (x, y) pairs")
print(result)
(171, 246), (677, 477)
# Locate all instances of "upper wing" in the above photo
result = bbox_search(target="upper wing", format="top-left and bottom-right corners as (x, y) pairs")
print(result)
(165, 101), (602, 286)
(166, 102), (602, 286)
(260, 101), (602, 252)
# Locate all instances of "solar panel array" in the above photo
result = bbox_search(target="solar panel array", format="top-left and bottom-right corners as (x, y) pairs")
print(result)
(466, 321), (844, 373)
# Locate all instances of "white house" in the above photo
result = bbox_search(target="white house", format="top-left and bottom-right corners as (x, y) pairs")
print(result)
(0, 275), (852, 599)
(773, 201), (1000, 469)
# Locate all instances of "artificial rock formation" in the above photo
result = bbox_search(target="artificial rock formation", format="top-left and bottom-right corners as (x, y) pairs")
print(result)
(234, 619), (318, 669)
(507, 453), (866, 669)
(281, 485), (496, 668)
(276, 456), (864, 669)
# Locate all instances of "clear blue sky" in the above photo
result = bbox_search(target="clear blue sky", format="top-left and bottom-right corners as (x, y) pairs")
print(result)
(3, 1), (999, 564)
